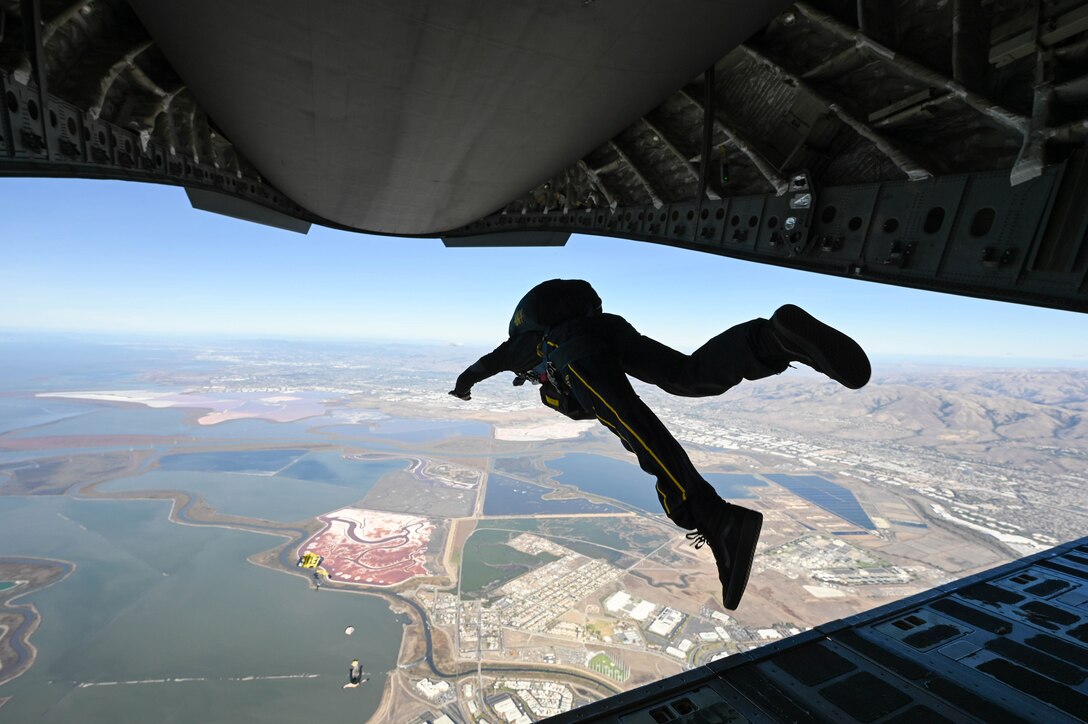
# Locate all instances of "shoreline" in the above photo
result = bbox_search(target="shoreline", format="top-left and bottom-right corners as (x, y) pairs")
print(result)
(72, 480), (409, 721)
(74, 476), (625, 718)
(36, 390), (333, 426)
(2, 398), (629, 720)
(0, 557), (76, 688)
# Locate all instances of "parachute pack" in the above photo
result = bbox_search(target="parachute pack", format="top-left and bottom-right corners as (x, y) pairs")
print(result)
(538, 379), (595, 420)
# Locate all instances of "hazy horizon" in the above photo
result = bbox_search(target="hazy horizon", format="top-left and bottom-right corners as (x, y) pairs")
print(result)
(3, 328), (1088, 370)
(3, 177), (1087, 362)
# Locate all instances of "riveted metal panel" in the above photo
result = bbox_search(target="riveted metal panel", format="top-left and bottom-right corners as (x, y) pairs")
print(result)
(1, 78), (316, 236)
(564, 209), (583, 228)
(528, 211), (552, 231)
(814, 184), (882, 263)
(183, 158), (219, 186)
(493, 214), (522, 234)
(614, 205), (645, 236)
(607, 206), (627, 234)
(1016, 161), (1088, 303)
(755, 193), (794, 253)
(530, 212), (552, 229)
(472, 214), (501, 234)
(3, 81), (47, 159)
(140, 141), (169, 174)
(643, 206), (669, 237)
(939, 170), (1058, 286)
(111, 128), (141, 169)
(441, 168), (1082, 311)
(665, 202), (700, 243)
(722, 194), (766, 249)
(861, 177), (970, 276)
(863, 183), (921, 271)
(85, 117), (113, 165)
(1025, 157), (1085, 276)
(637, 205), (660, 236)
(569, 208), (604, 233)
(46, 99), (86, 162)
(616, 684), (754, 724)
(587, 205), (612, 232)
(694, 198), (730, 246)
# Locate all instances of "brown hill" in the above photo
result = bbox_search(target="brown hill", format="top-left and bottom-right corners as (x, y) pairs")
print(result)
(638, 364), (1088, 474)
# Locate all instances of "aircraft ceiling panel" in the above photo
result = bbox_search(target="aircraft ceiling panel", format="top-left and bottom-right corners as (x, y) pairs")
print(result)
(1, 0), (1085, 310)
(125, 0), (793, 234)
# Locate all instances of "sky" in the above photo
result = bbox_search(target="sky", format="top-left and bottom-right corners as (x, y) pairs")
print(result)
(2, 177), (1087, 362)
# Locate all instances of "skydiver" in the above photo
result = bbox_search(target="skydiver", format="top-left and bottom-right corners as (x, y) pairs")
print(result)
(346, 658), (365, 688)
(449, 279), (870, 610)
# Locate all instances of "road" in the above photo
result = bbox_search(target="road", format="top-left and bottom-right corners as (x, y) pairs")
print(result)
(396, 593), (621, 696)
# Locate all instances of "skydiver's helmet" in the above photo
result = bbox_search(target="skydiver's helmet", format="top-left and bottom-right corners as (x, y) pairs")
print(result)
(508, 279), (602, 337)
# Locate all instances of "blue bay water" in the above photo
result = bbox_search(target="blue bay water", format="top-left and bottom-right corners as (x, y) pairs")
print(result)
(0, 496), (401, 723)
(159, 448), (309, 474)
(483, 474), (622, 516)
(8, 406), (196, 439)
(0, 396), (90, 435)
(705, 473), (767, 501)
(547, 453), (764, 512)
(0, 446), (167, 465)
(0, 340), (483, 722)
(279, 451), (407, 488)
(5, 400), (344, 444)
(0, 402), (370, 464)
(99, 453), (407, 522)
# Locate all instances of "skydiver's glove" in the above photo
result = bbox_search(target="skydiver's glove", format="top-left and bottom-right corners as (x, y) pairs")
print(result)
(449, 388), (472, 401)
(512, 375), (526, 387)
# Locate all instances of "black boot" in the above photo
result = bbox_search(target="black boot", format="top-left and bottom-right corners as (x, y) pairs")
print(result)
(688, 497), (763, 611)
(766, 305), (871, 389)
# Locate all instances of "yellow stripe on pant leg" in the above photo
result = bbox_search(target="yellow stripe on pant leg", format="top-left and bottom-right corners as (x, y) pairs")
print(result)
(569, 364), (686, 501)
(598, 414), (671, 515)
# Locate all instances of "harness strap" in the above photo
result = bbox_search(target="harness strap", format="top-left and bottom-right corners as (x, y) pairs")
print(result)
(543, 336), (597, 377)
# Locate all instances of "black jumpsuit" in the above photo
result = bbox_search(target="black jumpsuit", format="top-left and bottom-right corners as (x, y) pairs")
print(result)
(454, 308), (785, 531)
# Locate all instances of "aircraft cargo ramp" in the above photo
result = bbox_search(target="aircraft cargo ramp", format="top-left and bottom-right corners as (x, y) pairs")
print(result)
(552, 535), (1088, 723)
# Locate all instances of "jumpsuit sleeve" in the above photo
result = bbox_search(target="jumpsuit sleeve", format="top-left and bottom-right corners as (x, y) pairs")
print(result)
(452, 334), (540, 395)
